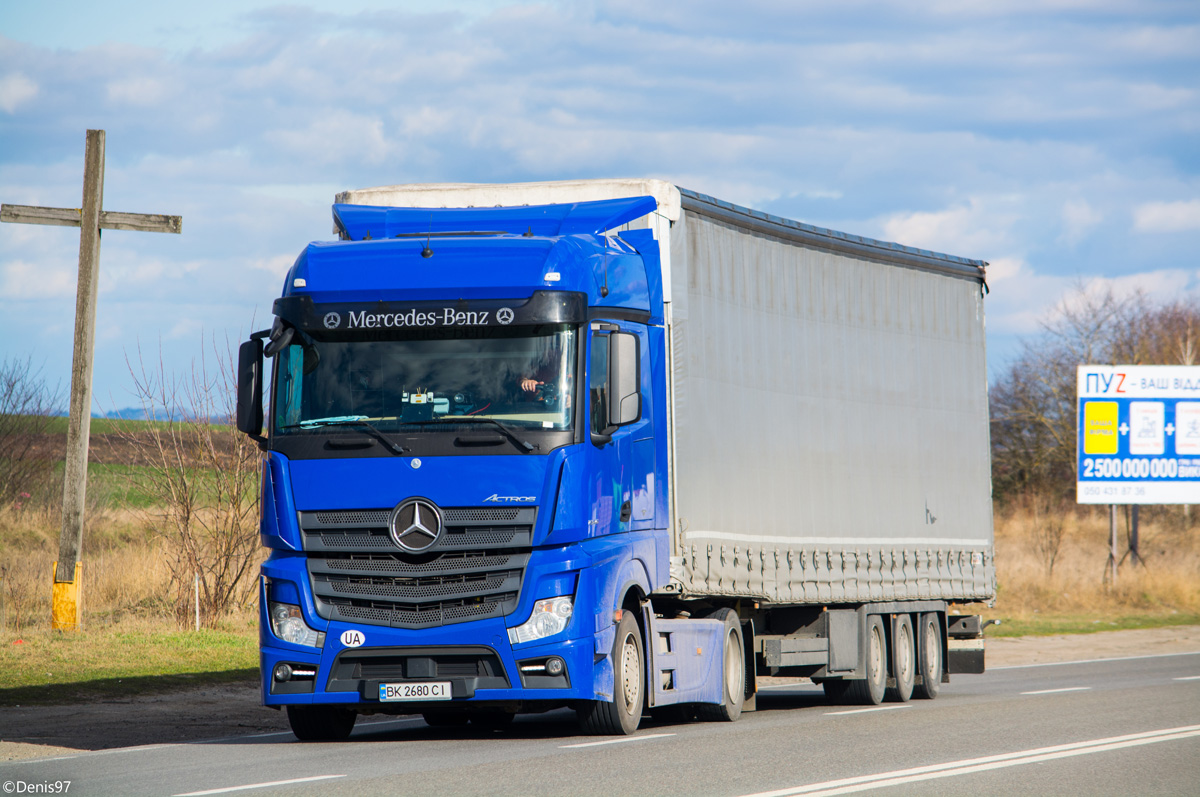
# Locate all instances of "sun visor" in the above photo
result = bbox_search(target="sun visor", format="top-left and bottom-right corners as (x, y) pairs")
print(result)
(333, 195), (658, 242)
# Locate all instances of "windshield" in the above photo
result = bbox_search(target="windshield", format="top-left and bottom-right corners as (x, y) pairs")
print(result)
(272, 325), (577, 436)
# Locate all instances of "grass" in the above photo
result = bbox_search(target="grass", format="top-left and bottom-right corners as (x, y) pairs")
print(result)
(979, 611), (1200, 638)
(979, 499), (1200, 636)
(0, 619), (258, 706)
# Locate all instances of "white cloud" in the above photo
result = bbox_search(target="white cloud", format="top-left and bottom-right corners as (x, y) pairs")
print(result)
(0, 260), (74, 299)
(1060, 199), (1103, 245)
(1133, 200), (1200, 233)
(167, 317), (204, 340)
(252, 254), (297, 277)
(881, 199), (1017, 258)
(0, 73), (38, 112)
(106, 76), (171, 106)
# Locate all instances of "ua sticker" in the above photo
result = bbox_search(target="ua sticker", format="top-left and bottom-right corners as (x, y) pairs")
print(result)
(340, 629), (366, 648)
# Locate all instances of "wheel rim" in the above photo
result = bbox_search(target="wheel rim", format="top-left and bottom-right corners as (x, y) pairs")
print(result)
(725, 629), (743, 701)
(898, 624), (913, 684)
(923, 620), (941, 681)
(620, 632), (641, 708)
(868, 624), (884, 685)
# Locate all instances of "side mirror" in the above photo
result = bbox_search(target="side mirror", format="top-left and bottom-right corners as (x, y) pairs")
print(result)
(608, 331), (641, 427)
(237, 338), (265, 439)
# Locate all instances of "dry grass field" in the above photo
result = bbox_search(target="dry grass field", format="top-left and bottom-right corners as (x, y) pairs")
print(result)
(981, 499), (1200, 635)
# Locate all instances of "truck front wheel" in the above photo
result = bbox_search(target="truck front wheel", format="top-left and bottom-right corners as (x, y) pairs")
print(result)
(286, 705), (357, 741)
(578, 611), (644, 735)
(695, 608), (745, 722)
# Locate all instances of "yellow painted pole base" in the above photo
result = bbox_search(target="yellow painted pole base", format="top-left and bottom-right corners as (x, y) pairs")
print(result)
(51, 561), (83, 631)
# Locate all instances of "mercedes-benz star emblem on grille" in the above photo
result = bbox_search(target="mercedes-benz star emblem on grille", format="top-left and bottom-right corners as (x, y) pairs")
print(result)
(389, 498), (443, 552)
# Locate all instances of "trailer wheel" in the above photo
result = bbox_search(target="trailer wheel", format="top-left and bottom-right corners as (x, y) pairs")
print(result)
(286, 705), (357, 741)
(886, 615), (915, 703)
(845, 615), (887, 705)
(577, 611), (644, 735)
(696, 608), (745, 722)
(914, 612), (943, 700)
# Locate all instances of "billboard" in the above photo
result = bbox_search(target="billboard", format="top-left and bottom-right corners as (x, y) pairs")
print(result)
(1077, 365), (1200, 504)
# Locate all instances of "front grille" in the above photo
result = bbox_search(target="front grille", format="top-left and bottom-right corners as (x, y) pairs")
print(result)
(299, 506), (534, 629)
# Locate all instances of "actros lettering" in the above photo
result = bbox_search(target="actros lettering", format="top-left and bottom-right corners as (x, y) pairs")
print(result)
(483, 494), (536, 503)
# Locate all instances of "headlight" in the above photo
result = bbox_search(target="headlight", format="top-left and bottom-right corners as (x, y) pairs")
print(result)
(269, 602), (324, 647)
(508, 596), (573, 645)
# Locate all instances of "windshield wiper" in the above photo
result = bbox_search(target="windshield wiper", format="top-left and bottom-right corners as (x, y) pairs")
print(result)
(401, 417), (537, 453)
(281, 416), (409, 455)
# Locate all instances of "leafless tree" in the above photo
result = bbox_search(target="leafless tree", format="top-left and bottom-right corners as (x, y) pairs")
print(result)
(120, 338), (261, 628)
(991, 286), (1200, 506)
(0, 357), (61, 506)
(1029, 492), (1069, 576)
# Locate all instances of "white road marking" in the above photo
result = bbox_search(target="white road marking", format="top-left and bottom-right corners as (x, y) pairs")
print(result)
(560, 733), (675, 748)
(0, 743), (183, 766)
(1021, 687), (1092, 695)
(737, 725), (1200, 797)
(173, 774), (345, 796)
(824, 705), (912, 716)
(1173, 675), (1200, 681)
(990, 650), (1200, 670)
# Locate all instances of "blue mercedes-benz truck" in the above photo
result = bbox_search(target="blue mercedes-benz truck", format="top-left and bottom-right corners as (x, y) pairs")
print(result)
(237, 179), (995, 740)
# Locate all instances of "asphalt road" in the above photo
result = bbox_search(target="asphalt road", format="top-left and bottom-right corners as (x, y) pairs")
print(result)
(3, 652), (1197, 797)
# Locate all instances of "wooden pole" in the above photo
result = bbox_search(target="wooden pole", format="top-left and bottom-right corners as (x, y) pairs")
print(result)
(50, 130), (105, 630)
(2, 129), (182, 631)
(57, 130), (104, 584)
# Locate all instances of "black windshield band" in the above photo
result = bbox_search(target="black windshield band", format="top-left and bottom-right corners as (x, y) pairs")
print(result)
(273, 290), (586, 334)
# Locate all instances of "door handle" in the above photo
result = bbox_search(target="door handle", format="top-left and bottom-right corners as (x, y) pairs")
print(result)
(620, 500), (632, 523)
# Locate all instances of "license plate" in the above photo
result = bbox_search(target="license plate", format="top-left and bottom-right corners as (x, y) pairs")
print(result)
(379, 681), (452, 702)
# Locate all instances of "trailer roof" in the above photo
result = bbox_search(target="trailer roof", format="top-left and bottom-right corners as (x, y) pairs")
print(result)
(679, 188), (988, 282)
(335, 179), (987, 283)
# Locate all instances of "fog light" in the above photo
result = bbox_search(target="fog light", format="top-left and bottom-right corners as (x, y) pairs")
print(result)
(273, 663), (293, 682)
(545, 656), (564, 676)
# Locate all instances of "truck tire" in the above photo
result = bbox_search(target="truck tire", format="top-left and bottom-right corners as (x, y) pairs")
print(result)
(286, 705), (357, 741)
(695, 608), (746, 722)
(577, 611), (644, 735)
(845, 615), (887, 705)
(914, 612), (943, 700)
(886, 614), (915, 703)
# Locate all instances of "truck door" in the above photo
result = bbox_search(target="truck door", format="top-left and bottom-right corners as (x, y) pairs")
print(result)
(587, 321), (653, 536)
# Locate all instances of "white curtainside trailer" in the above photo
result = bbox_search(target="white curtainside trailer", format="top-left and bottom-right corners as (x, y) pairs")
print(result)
(335, 178), (995, 713)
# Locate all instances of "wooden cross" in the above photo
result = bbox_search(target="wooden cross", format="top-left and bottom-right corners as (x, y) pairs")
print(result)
(0, 129), (182, 630)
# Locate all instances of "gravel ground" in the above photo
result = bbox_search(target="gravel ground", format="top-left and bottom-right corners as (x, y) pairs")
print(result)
(2, 625), (1198, 762)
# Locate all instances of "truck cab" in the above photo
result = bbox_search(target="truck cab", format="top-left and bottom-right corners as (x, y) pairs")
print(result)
(240, 194), (670, 738)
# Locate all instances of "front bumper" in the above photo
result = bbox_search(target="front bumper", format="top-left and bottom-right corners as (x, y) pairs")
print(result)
(259, 548), (605, 709)
(261, 630), (595, 709)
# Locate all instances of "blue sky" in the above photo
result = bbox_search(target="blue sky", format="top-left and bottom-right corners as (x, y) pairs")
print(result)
(2, 0), (1198, 411)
